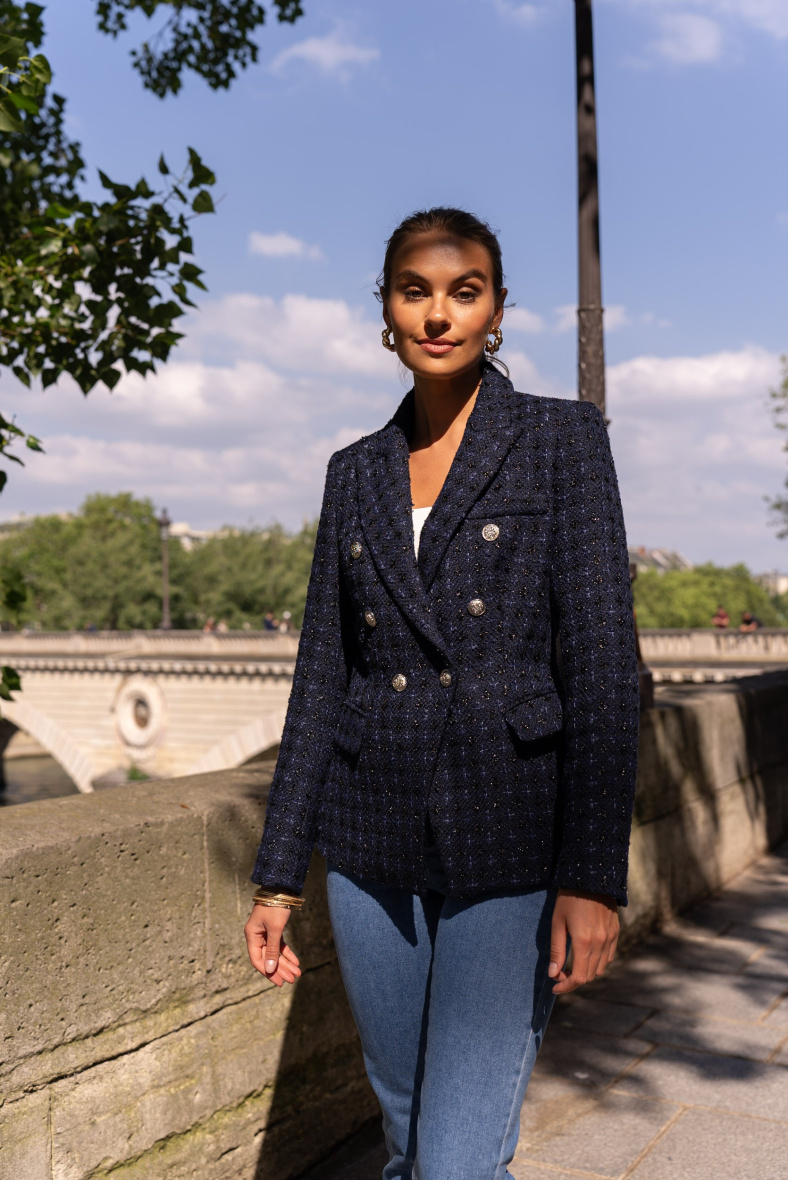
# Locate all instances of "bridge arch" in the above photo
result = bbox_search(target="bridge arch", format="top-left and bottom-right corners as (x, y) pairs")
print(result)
(186, 707), (287, 777)
(0, 699), (99, 794)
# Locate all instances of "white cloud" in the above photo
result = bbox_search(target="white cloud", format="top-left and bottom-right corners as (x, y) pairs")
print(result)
(608, 0), (788, 66)
(607, 344), (777, 403)
(554, 305), (577, 334)
(605, 305), (631, 331)
(191, 293), (394, 379)
(487, 0), (543, 24)
(248, 231), (325, 261)
(607, 345), (786, 564)
(1, 310), (786, 567)
(651, 13), (724, 62)
(270, 31), (379, 79)
(504, 307), (545, 333)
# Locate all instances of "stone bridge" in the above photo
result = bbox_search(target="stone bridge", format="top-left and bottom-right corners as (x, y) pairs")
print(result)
(0, 632), (298, 793)
(1, 628), (787, 795)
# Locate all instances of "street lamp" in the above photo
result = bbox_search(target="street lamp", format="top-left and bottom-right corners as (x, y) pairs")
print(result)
(575, 0), (606, 418)
(157, 507), (172, 631)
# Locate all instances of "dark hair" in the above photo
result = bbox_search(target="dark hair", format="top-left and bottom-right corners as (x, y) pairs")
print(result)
(377, 206), (505, 298)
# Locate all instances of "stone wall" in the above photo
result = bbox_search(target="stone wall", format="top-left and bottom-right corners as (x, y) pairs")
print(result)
(2, 672), (787, 1180)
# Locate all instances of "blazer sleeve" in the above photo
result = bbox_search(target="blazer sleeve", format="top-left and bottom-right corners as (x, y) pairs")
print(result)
(550, 401), (640, 906)
(251, 453), (355, 893)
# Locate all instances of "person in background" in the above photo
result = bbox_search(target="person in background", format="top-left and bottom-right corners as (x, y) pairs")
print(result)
(263, 612), (277, 631)
(216, 619), (229, 633)
(202, 617), (216, 633)
(739, 611), (762, 633)
(279, 611), (292, 633)
(711, 606), (730, 629)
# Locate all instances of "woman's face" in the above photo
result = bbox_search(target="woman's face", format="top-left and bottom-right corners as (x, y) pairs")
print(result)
(383, 231), (505, 383)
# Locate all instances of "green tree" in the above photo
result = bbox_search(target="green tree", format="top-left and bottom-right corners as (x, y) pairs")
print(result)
(767, 354), (788, 537)
(184, 521), (317, 629)
(633, 563), (781, 629)
(0, 494), (317, 631)
(0, 493), (194, 629)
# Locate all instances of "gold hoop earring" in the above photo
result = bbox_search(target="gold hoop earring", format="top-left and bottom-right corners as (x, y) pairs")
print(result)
(381, 327), (397, 353)
(485, 327), (503, 355)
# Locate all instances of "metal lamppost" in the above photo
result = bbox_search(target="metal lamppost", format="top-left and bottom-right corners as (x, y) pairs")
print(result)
(157, 508), (172, 631)
(575, 0), (606, 417)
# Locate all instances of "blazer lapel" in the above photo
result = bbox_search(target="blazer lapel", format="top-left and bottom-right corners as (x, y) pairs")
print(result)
(417, 365), (525, 589)
(356, 401), (447, 657)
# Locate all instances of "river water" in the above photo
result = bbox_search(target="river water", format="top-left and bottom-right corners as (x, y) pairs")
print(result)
(0, 756), (80, 806)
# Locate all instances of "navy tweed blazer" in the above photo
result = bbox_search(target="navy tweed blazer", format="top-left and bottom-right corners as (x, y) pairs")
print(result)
(252, 364), (639, 905)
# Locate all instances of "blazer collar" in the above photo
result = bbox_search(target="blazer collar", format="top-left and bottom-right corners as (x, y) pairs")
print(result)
(355, 364), (524, 650)
(417, 364), (525, 588)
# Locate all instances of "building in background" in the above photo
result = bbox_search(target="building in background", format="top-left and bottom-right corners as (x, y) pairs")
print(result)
(628, 546), (694, 575)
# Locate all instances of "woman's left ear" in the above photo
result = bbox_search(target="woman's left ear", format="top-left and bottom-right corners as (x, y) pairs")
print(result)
(493, 290), (508, 330)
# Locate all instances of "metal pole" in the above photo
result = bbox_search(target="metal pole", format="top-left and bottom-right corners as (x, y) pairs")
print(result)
(575, 0), (606, 417)
(157, 508), (172, 631)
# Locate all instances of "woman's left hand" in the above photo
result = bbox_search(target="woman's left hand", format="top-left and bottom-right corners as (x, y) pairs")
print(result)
(548, 888), (619, 994)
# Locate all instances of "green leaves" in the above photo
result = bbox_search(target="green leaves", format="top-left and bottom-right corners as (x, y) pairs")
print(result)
(0, 665), (22, 701)
(0, 87), (217, 391)
(95, 1), (304, 97)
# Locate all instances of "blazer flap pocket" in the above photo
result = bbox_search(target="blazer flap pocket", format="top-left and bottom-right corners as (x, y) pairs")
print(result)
(333, 698), (368, 756)
(505, 691), (563, 743)
(470, 494), (549, 518)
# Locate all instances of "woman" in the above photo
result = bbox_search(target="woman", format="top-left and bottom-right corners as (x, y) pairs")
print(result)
(245, 208), (639, 1180)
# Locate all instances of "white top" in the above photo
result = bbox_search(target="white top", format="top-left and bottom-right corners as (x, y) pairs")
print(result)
(412, 506), (433, 558)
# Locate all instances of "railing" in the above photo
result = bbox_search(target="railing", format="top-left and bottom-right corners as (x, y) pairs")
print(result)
(639, 628), (788, 664)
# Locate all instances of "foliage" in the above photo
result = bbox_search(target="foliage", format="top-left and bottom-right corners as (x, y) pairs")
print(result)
(633, 563), (781, 629)
(766, 354), (788, 538)
(96, 0), (304, 96)
(0, 6), (217, 394)
(185, 521), (317, 628)
(0, 494), (317, 630)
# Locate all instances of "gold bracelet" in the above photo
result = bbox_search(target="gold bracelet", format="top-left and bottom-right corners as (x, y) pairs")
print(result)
(252, 890), (305, 910)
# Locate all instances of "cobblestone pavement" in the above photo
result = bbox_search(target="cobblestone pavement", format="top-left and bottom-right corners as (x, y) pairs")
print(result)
(302, 842), (788, 1180)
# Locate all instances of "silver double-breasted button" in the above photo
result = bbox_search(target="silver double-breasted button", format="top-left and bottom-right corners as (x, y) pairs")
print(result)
(364, 609), (377, 628)
(391, 673), (407, 692)
(350, 541), (362, 559)
(439, 670), (452, 687)
(467, 598), (486, 617)
(482, 523), (500, 542)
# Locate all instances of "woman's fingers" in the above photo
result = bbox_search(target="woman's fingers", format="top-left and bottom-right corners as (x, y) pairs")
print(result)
(243, 905), (298, 985)
(550, 889), (620, 994)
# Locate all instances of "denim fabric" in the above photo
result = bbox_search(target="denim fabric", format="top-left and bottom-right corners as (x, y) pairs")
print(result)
(327, 867), (557, 1180)
(252, 364), (639, 904)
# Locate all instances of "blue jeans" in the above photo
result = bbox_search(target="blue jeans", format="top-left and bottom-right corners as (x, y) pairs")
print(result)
(326, 868), (557, 1180)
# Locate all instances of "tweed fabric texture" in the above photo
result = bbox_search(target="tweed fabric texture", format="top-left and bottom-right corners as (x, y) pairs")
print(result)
(252, 364), (640, 904)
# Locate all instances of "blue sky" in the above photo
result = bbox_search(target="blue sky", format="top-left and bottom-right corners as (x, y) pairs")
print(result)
(1, 0), (787, 569)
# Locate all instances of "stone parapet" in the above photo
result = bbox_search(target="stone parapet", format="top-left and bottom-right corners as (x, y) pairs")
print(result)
(1, 673), (787, 1178)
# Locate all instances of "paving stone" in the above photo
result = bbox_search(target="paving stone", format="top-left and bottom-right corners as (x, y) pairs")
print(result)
(740, 942), (788, 978)
(633, 1011), (785, 1061)
(612, 1044), (788, 1120)
(513, 1166), (602, 1180)
(552, 995), (653, 1038)
(519, 1075), (596, 1139)
(625, 934), (761, 975)
(726, 921), (788, 950)
(770, 1039), (788, 1066)
(532, 1027), (649, 1089)
(628, 1107), (787, 1180)
(299, 1119), (387, 1180)
(583, 960), (785, 1023)
(515, 1091), (678, 1178)
(762, 995), (788, 1028)
(513, 1167), (597, 1180)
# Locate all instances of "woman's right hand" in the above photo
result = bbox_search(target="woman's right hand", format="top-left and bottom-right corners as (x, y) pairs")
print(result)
(244, 904), (301, 988)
